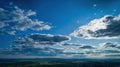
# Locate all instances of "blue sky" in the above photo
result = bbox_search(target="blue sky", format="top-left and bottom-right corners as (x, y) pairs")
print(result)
(0, 0), (120, 59)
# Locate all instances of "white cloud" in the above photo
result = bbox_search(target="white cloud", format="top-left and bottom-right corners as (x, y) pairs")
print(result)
(0, 6), (51, 35)
(71, 15), (120, 39)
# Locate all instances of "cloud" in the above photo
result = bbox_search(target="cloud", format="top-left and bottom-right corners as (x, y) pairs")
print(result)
(61, 42), (120, 58)
(0, 42), (120, 58)
(99, 42), (120, 49)
(71, 15), (120, 39)
(0, 34), (70, 56)
(0, 6), (51, 35)
(84, 42), (120, 58)
(14, 34), (71, 45)
(62, 43), (81, 46)
(0, 43), (63, 56)
(62, 44), (96, 54)
(79, 45), (95, 49)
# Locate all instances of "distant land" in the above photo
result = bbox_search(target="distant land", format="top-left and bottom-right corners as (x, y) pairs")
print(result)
(0, 58), (120, 67)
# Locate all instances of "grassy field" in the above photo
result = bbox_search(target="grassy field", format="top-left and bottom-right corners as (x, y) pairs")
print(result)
(0, 59), (120, 67)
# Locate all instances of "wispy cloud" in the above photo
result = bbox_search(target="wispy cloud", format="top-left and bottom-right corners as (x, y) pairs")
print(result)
(0, 5), (51, 35)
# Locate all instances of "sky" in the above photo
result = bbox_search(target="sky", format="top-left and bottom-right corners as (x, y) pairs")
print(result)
(0, 0), (120, 59)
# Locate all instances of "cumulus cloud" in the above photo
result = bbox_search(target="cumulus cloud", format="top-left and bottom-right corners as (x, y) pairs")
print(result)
(14, 34), (70, 45)
(0, 6), (51, 35)
(71, 15), (120, 39)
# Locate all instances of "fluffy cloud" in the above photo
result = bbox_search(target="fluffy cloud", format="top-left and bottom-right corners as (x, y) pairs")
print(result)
(14, 34), (70, 45)
(0, 6), (51, 35)
(71, 15), (120, 39)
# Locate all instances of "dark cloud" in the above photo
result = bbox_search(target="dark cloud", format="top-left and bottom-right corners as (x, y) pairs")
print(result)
(71, 15), (120, 39)
(27, 34), (70, 43)
(0, 5), (51, 35)
(79, 45), (95, 49)
(14, 34), (70, 45)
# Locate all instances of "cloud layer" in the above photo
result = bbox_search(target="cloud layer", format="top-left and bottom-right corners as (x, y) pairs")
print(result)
(61, 42), (120, 58)
(0, 44), (62, 56)
(0, 42), (120, 58)
(14, 34), (70, 45)
(71, 15), (120, 39)
(0, 34), (70, 56)
(0, 6), (51, 35)
(0, 33), (70, 56)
